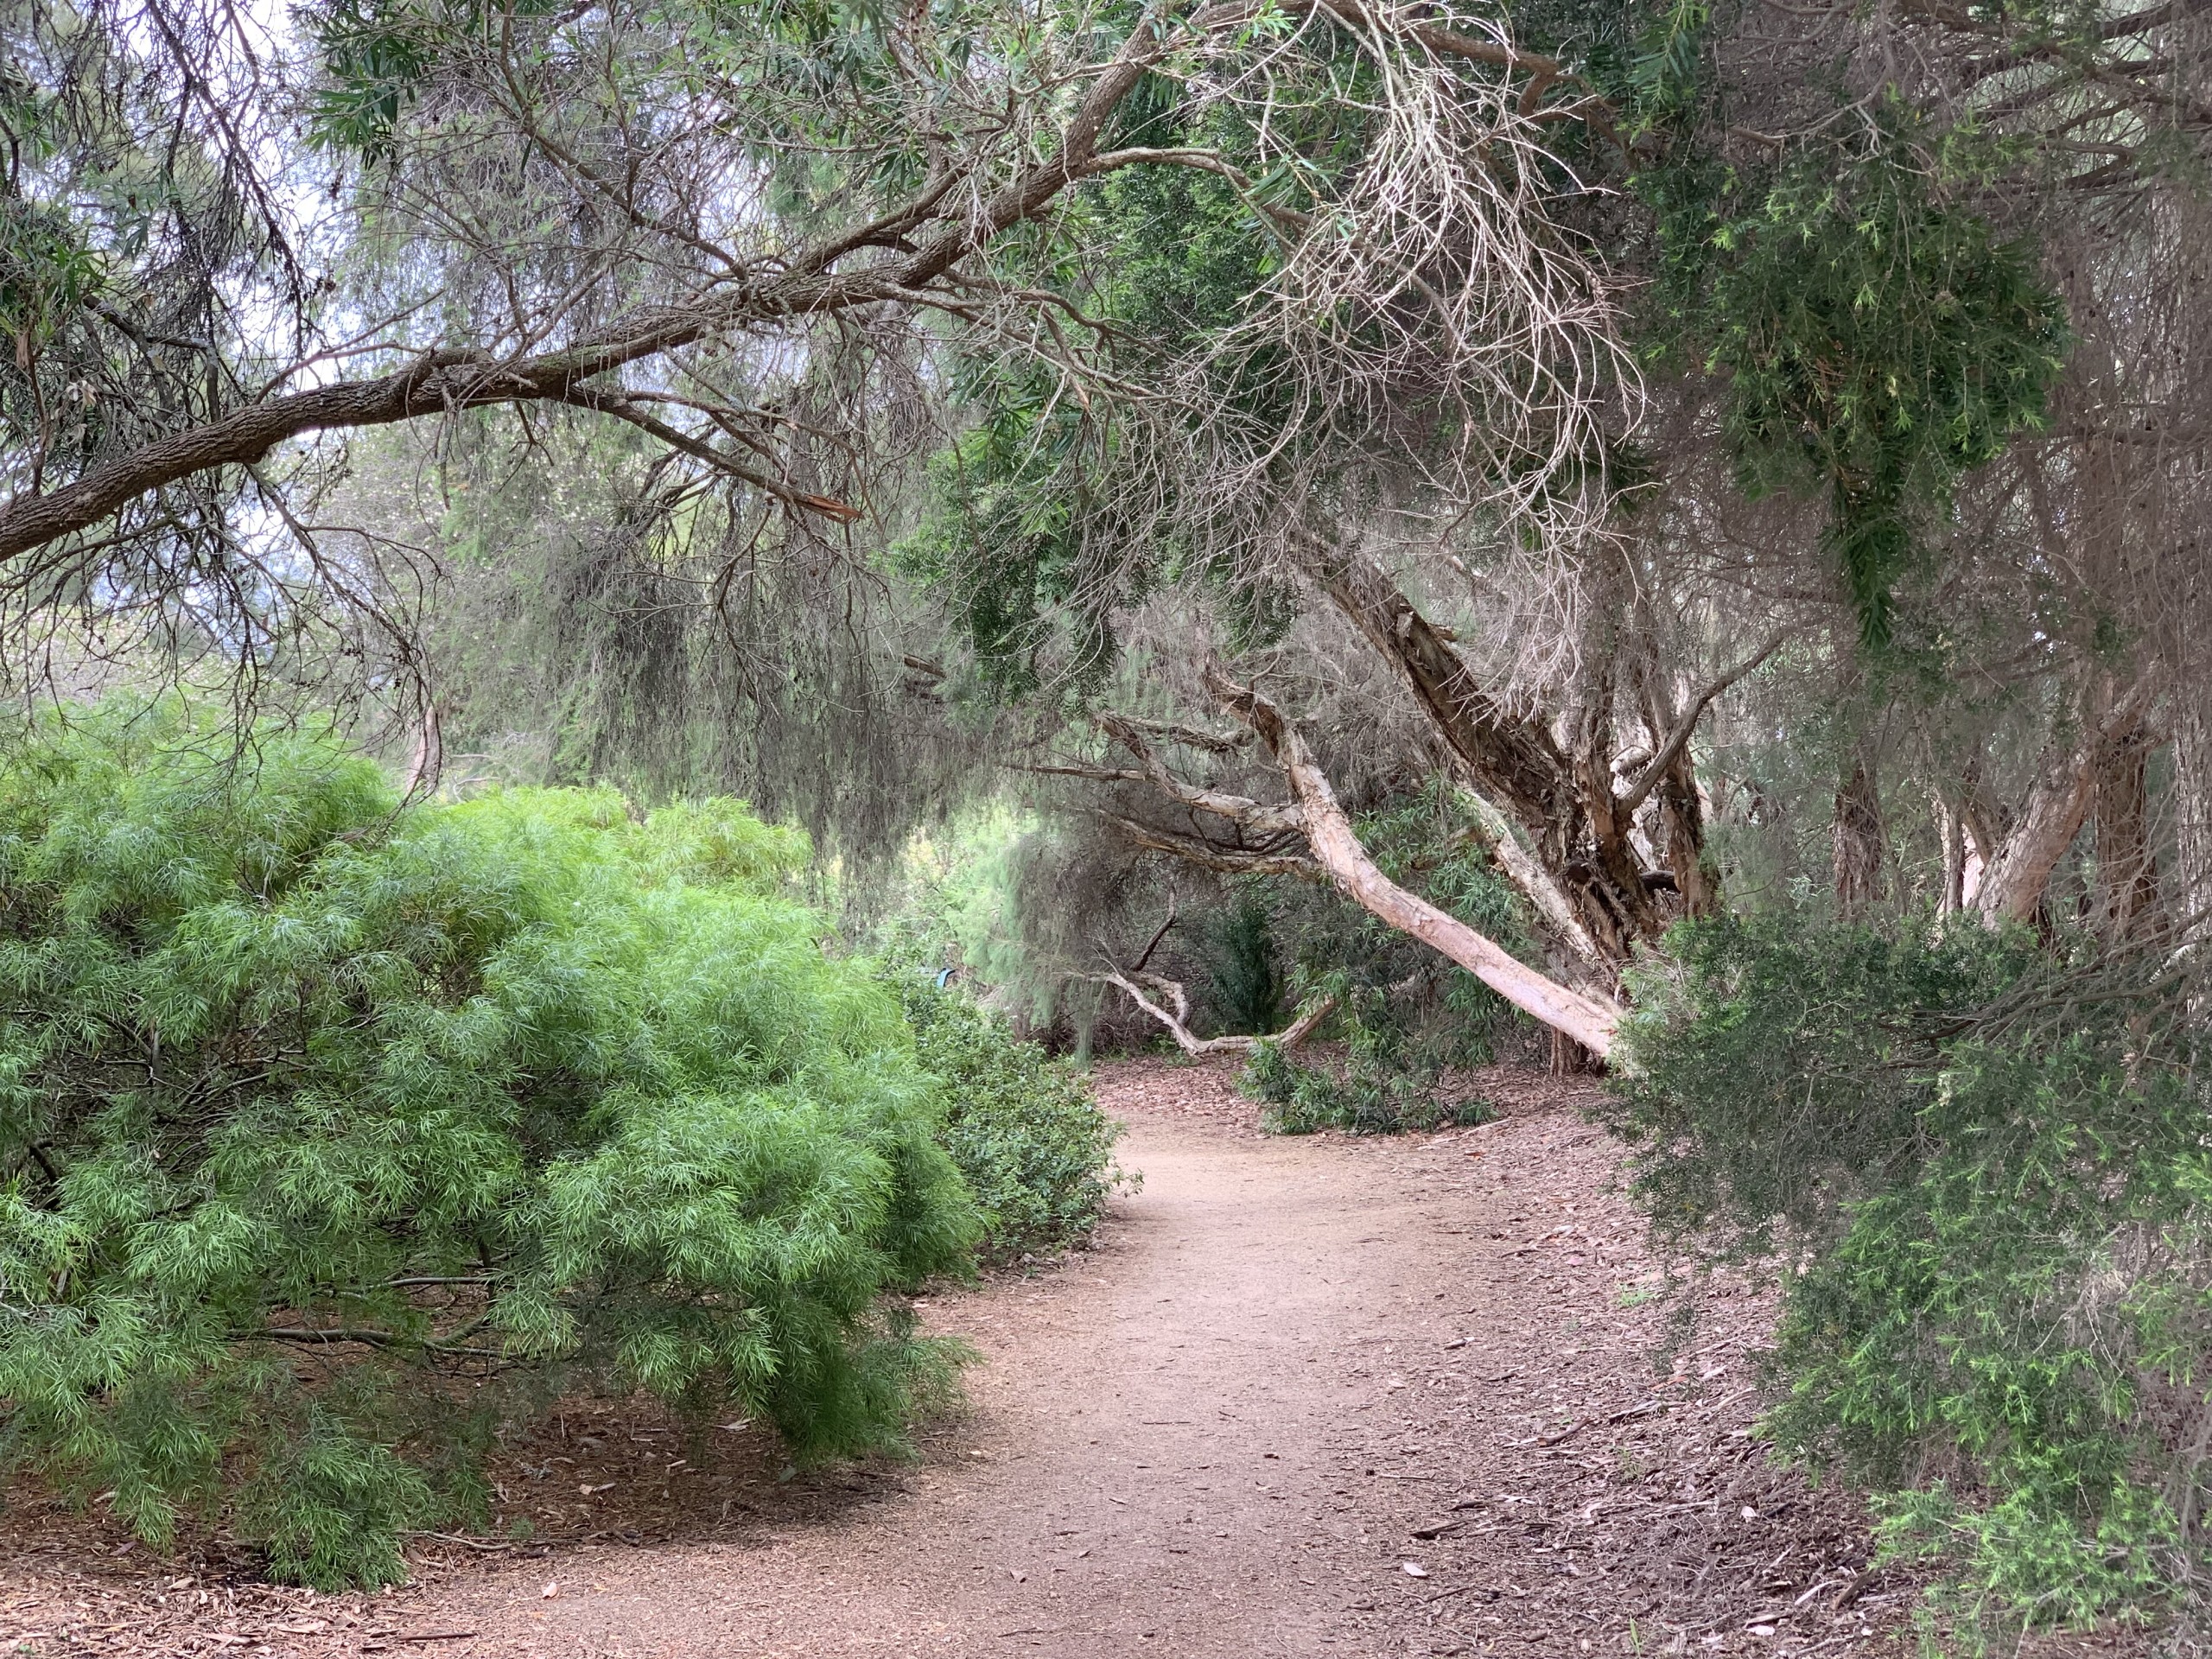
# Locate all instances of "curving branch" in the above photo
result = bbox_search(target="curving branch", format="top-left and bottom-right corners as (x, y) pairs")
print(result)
(1615, 626), (1799, 817)
(1203, 660), (1621, 1058)
(1977, 676), (2161, 924)
(0, 2), (1196, 564)
(1098, 968), (1338, 1056)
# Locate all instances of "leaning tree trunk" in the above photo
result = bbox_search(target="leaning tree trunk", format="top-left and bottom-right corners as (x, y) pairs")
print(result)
(1311, 550), (1663, 967)
(1205, 661), (1622, 1058)
(1979, 677), (2156, 926)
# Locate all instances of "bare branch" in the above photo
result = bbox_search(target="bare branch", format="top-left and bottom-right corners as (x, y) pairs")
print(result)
(1615, 626), (1799, 817)
(1108, 816), (1326, 880)
(1097, 967), (1337, 1055)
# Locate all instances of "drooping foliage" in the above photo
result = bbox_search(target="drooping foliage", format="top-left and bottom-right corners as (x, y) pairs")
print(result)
(1633, 111), (2069, 645)
(0, 705), (979, 1586)
(1607, 912), (2212, 1640)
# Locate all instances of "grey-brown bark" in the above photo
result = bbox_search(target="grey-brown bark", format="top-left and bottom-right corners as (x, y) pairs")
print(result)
(1978, 679), (2158, 925)
(2094, 727), (2161, 941)
(1201, 661), (1623, 1058)
(1311, 550), (1664, 964)
(1833, 753), (1888, 916)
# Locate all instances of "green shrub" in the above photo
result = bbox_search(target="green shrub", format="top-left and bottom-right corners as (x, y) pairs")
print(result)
(1242, 984), (1495, 1135)
(885, 968), (1130, 1262)
(1202, 894), (1284, 1036)
(0, 706), (979, 1586)
(1605, 910), (2211, 1645)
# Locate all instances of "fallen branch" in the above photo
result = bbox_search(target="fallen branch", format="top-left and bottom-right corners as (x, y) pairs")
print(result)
(1099, 968), (1337, 1056)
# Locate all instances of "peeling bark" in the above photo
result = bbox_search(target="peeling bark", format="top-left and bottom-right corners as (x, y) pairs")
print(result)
(1978, 679), (2156, 925)
(2093, 728), (2161, 940)
(1833, 753), (1888, 916)
(1310, 550), (1657, 964)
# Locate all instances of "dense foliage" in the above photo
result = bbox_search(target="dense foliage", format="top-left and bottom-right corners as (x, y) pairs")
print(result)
(0, 709), (979, 1586)
(1608, 912), (2210, 1642)
(1241, 988), (1498, 1136)
(885, 966), (1129, 1263)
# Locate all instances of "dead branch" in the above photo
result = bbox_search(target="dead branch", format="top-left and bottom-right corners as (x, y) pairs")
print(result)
(1098, 968), (1337, 1055)
(1615, 626), (1799, 817)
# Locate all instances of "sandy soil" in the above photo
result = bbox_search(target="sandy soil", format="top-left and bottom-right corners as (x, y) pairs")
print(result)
(3, 1059), (1970, 1657)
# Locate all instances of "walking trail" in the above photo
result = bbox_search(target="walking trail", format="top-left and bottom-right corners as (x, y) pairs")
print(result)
(4, 1060), (1931, 1658)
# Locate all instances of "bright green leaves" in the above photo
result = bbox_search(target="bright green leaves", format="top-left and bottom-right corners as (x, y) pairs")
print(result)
(0, 703), (977, 1586)
(1623, 0), (1707, 127)
(1636, 99), (2069, 645)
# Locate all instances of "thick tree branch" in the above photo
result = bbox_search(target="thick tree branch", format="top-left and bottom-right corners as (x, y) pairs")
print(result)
(1310, 547), (1656, 963)
(1096, 714), (1306, 835)
(0, 6), (1197, 564)
(1203, 661), (1620, 1058)
(1978, 677), (2159, 924)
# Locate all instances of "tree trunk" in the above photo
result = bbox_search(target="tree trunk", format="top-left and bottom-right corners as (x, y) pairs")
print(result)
(2093, 729), (2161, 941)
(1652, 749), (1721, 918)
(2174, 708), (2212, 948)
(1205, 662), (1621, 1059)
(1979, 679), (2154, 925)
(1833, 753), (1887, 915)
(1936, 794), (1965, 915)
(1311, 550), (1660, 965)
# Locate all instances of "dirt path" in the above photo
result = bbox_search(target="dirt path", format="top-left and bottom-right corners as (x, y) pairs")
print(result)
(2, 1060), (1921, 1658)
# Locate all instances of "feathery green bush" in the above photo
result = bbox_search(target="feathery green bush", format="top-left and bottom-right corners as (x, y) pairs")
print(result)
(882, 966), (1128, 1262)
(0, 707), (978, 1587)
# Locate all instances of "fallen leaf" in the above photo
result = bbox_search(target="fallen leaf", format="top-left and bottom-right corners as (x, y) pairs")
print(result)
(540, 1582), (559, 1599)
(1400, 1562), (1428, 1578)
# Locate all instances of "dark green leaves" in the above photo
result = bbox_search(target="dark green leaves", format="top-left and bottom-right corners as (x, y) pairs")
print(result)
(1637, 116), (2069, 645)
(1608, 912), (2208, 1637)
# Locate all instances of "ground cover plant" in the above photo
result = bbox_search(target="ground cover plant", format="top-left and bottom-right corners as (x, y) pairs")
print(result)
(1239, 984), (1498, 1136)
(1605, 911), (2212, 1646)
(0, 706), (982, 1587)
